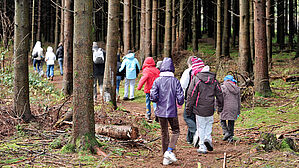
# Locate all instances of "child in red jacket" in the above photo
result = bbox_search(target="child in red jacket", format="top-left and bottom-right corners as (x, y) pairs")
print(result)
(137, 57), (160, 120)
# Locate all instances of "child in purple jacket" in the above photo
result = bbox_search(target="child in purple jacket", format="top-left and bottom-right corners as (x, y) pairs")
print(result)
(150, 57), (184, 165)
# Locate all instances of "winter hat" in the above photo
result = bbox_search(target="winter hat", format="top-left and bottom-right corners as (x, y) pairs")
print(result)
(156, 61), (163, 69)
(93, 42), (98, 48)
(224, 75), (237, 83)
(191, 57), (205, 76)
(187, 56), (197, 68)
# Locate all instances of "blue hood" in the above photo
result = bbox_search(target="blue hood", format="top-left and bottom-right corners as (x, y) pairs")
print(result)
(125, 53), (135, 60)
(160, 57), (175, 72)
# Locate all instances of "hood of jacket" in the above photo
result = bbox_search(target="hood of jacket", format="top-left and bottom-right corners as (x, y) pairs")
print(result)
(125, 53), (135, 60)
(142, 57), (156, 70)
(160, 57), (175, 72)
(223, 81), (239, 95)
(196, 72), (216, 84)
(47, 46), (53, 53)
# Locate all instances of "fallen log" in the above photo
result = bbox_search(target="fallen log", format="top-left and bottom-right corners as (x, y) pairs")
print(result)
(95, 124), (138, 140)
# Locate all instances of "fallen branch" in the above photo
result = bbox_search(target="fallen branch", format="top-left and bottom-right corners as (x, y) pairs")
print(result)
(95, 124), (139, 140)
(223, 152), (226, 168)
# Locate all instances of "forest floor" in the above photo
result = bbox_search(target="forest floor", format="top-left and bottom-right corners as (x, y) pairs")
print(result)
(0, 43), (299, 167)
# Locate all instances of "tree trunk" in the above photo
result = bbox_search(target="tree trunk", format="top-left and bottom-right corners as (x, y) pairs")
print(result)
(13, 0), (33, 123)
(54, 0), (59, 51)
(266, 0), (272, 69)
(103, 0), (119, 108)
(71, 0), (99, 153)
(216, 0), (222, 69)
(277, 0), (285, 50)
(232, 0), (239, 48)
(131, 0), (135, 50)
(37, 0), (41, 41)
(95, 124), (138, 140)
(31, 0), (35, 51)
(63, 0), (73, 96)
(197, 0), (201, 39)
(2, 0), (8, 49)
(60, 0), (64, 44)
(254, 0), (271, 97)
(289, 0), (294, 47)
(222, 0), (231, 57)
(123, 0), (131, 53)
(178, 0), (184, 50)
(145, 0), (152, 58)
(239, 0), (253, 77)
(152, 0), (157, 58)
(207, 1), (214, 38)
(295, 33), (299, 59)
(50, 5), (54, 43)
(192, 0), (197, 52)
(140, 0), (146, 62)
(164, 0), (172, 58)
(171, 0), (176, 51)
(135, 0), (140, 50)
(249, 0), (254, 62)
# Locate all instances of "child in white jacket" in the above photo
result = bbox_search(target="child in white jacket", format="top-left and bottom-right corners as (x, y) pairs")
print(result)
(45, 46), (56, 80)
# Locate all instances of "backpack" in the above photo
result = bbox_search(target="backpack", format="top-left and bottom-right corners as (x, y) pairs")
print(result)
(33, 52), (38, 59)
(93, 48), (105, 64)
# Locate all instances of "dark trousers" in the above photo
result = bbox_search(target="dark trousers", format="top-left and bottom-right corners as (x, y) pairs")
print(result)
(220, 120), (235, 137)
(183, 106), (196, 143)
(159, 117), (180, 154)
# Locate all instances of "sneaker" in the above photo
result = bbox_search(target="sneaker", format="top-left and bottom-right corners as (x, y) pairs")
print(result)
(196, 148), (207, 154)
(123, 97), (129, 100)
(163, 151), (177, 163)
(146, 114), (151, 121)
(162, 157), (172, 165)
(204, 140), (213, 151)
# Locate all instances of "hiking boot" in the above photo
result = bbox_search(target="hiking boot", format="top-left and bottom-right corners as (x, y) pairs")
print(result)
(123, 97), (129, 100)
(162, 157), (172, 165)
(227, 136), (234, 143)
(146, 114), (151, 121)
(129, 98), (135, 101)
(204, 140), (213, 151)
(163, 151), (177, 163)
(222, 133), (230, 141)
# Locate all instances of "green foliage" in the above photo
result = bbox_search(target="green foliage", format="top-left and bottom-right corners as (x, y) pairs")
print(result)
(280, 139), (292, 151)
(61, 143), (75, 153)
(50, 139), (62, 149)
(112, 147), (126, 156)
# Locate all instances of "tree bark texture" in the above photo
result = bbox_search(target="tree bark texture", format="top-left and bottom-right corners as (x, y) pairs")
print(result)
(123, 0), (131, 53)
(72, 0), (98, 151)
(54, 0), (59, 51)
(145, 0), (152, 58)
(266, 0), (272, 68)
(13, 0), (33, 122)
(254, 0), (271, 96)
(140, 0), (145, 60)
(163, 0), (172, 58)
(222, 0), (231, 57)
(277, 0), (285, 50)
(192, 0), (197, 52)
(171, 0), (176, 51)
(95, 124), (139, 140)
(289, 0), (294, 47)
(37, 0), (41, 41)
(60, 0), (64, 44)
(249, 0), (255, 62)
(178, 0), (184, 50)
(31, 0), (35, 51)
(103, 0), (119, 108)
(216, 0), (222, 68)
(239, 0), (251, 76)
(232, 0), (239, 47)
(151, 0), (157, 58)
(63, 0), (73, 96)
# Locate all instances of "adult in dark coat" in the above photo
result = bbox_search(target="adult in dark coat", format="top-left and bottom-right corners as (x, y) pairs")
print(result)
(56, 43), (64, 75)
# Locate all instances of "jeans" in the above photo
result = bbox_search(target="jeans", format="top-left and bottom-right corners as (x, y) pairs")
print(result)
(94, 75), (103, 99)
(146, 93), (156, 117)
(124, 78), (135, 99)
(196, 115), (213, 152)
(159, 117), (180, 154)
(183, 106), (197, 144)
(116, 76), (122, 96)
(58, 58), (63, 75)
(33, 59), (41, 72)
(46, 65), (54, 78)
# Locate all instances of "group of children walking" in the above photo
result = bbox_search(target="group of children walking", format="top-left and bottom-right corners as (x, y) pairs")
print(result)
(136, 56), (240, 165)
(31, 41), (64, 80)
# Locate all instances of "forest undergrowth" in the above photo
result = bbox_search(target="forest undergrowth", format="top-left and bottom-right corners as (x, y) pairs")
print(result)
(0, 43), (298, 167)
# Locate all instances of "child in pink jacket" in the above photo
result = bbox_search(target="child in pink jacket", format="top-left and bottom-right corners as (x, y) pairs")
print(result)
(137, 57), (160, 120)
